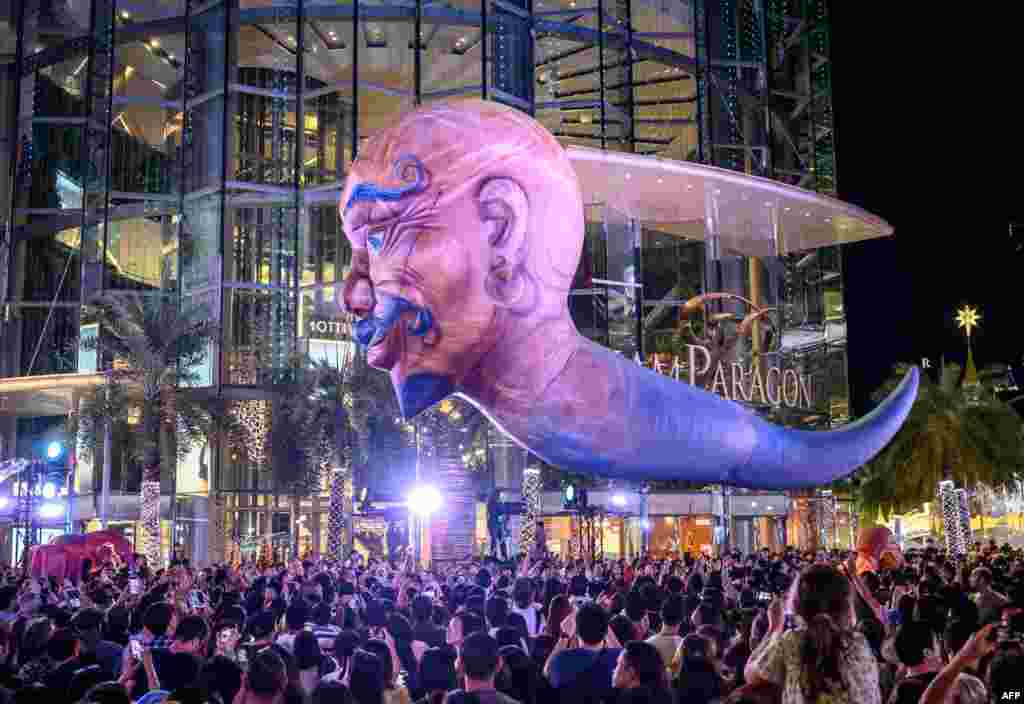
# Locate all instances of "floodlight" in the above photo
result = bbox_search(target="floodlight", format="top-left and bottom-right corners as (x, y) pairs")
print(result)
(407, 485), (443, 517)
(46, 442), (63, 460)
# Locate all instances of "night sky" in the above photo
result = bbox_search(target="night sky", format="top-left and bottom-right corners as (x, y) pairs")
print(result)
(829, 3), (1021, 415)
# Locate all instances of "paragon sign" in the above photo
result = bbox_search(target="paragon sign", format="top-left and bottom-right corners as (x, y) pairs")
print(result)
(642, 345), (814, 410)
(638, 291), (816, 410)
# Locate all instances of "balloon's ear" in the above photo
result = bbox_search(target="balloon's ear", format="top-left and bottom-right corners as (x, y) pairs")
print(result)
(478, 178), (529, 308)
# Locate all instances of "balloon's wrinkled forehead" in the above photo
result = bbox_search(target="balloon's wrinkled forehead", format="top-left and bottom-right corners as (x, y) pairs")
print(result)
(340, 99), (575, 246)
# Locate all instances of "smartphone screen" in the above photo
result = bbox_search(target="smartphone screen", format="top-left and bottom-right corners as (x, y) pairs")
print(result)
(130, 640), (143, 659)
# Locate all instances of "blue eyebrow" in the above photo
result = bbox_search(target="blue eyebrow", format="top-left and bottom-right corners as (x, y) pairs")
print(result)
(345, 181), (421, 212)
(344, 154), (428, 213)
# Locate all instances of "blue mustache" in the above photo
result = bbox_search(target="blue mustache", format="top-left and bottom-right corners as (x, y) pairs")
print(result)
(353, 294), (434, 349)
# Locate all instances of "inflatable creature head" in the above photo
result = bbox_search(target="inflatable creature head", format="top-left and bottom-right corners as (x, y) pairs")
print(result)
(339, 100), (918, 490)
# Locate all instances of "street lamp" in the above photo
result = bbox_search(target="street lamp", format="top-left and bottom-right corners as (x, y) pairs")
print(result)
(46, 442), (63, 460)
(407, 485), (443, 517)
(407, 485), (442, 567)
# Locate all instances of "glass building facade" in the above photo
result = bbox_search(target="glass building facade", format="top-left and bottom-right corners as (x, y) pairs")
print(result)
(0, 0), (847, 560)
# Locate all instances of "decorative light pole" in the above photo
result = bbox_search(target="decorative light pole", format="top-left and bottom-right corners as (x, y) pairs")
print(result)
(939, 304), (982, 554)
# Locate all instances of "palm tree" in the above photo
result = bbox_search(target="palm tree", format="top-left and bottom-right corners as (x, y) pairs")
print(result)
(72, 292), (242, 568)
(853, 362), (1024, 523)
(269, 347), (404, 559)
(343, 350), (400, 509)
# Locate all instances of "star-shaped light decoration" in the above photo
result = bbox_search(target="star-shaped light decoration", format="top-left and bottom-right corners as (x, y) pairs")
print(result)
(955, 305), (981, 339)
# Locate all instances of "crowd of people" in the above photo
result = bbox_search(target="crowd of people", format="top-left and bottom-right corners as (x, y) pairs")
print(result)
(0, 539), (1022, 704)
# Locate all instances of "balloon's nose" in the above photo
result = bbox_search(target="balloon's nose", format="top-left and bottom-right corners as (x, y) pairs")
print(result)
(344, 277), (376, 318)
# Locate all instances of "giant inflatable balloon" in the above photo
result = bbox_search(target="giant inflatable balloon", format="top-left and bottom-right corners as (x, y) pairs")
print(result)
(338, 100), (918, 489)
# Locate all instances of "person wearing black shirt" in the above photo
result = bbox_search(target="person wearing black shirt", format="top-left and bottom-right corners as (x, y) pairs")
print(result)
(413, 596), (446, 648)
(71, 608), (123, 679)
(43, 628), (83, 696)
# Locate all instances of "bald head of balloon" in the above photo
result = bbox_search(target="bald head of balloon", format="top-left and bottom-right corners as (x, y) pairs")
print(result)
(340, 99), (585, 312)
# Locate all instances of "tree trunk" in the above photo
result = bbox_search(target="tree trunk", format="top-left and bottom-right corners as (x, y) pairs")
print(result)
(140, 456), (162, 570)
(140, 388), (170, 571)
(327, 461), (349, 561)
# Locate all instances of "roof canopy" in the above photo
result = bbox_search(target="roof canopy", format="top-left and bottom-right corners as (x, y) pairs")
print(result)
(567, 147), (893, 257)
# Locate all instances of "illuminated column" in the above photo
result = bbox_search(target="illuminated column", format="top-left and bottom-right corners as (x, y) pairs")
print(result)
(819, 491), (836, 549)
(957, 488), (972, 549)
(521, 465), (541, 554)
(714, 486), (732, 554)
(640, 491), (650, 556)
(141, 480), (162, 568)
(327, 467), (350, 560)
(209, 494), (226, 564)
(939, 481), (965, 555)
(569, 515), (580, 559)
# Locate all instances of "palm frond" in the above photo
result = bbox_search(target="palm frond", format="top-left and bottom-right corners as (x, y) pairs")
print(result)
(856, 361), (1024, 519)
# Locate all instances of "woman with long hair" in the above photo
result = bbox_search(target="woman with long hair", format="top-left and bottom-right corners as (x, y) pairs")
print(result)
(674, 634), (723, 704)
(312, 681), (352, 704)
(609, 615), (637, 651)
(387, 614), (423, 699)
(613, 641), (673, 704)
(326, 631), (362, 684)
(349, 650), (386, 704)
(511, 578), (544, 638)
(414, 648), (457, 704)
(542, 579), (565, 618)
(293, 630), (324, 698)
(497, 645), (540, 704)
(363, 640), (412, 704)
(16, 618), (54, 684)
(744, 564), (880, 704)
(544, 595), (572, 640)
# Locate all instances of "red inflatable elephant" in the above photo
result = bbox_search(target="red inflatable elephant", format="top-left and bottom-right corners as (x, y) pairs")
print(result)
(29, 530), (134, 582)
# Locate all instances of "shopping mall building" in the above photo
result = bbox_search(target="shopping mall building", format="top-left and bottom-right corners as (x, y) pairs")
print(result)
(0, 0), (881, 565)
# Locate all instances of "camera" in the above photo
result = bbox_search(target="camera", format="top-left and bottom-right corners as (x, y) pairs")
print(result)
(756, 591), (772, 604)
